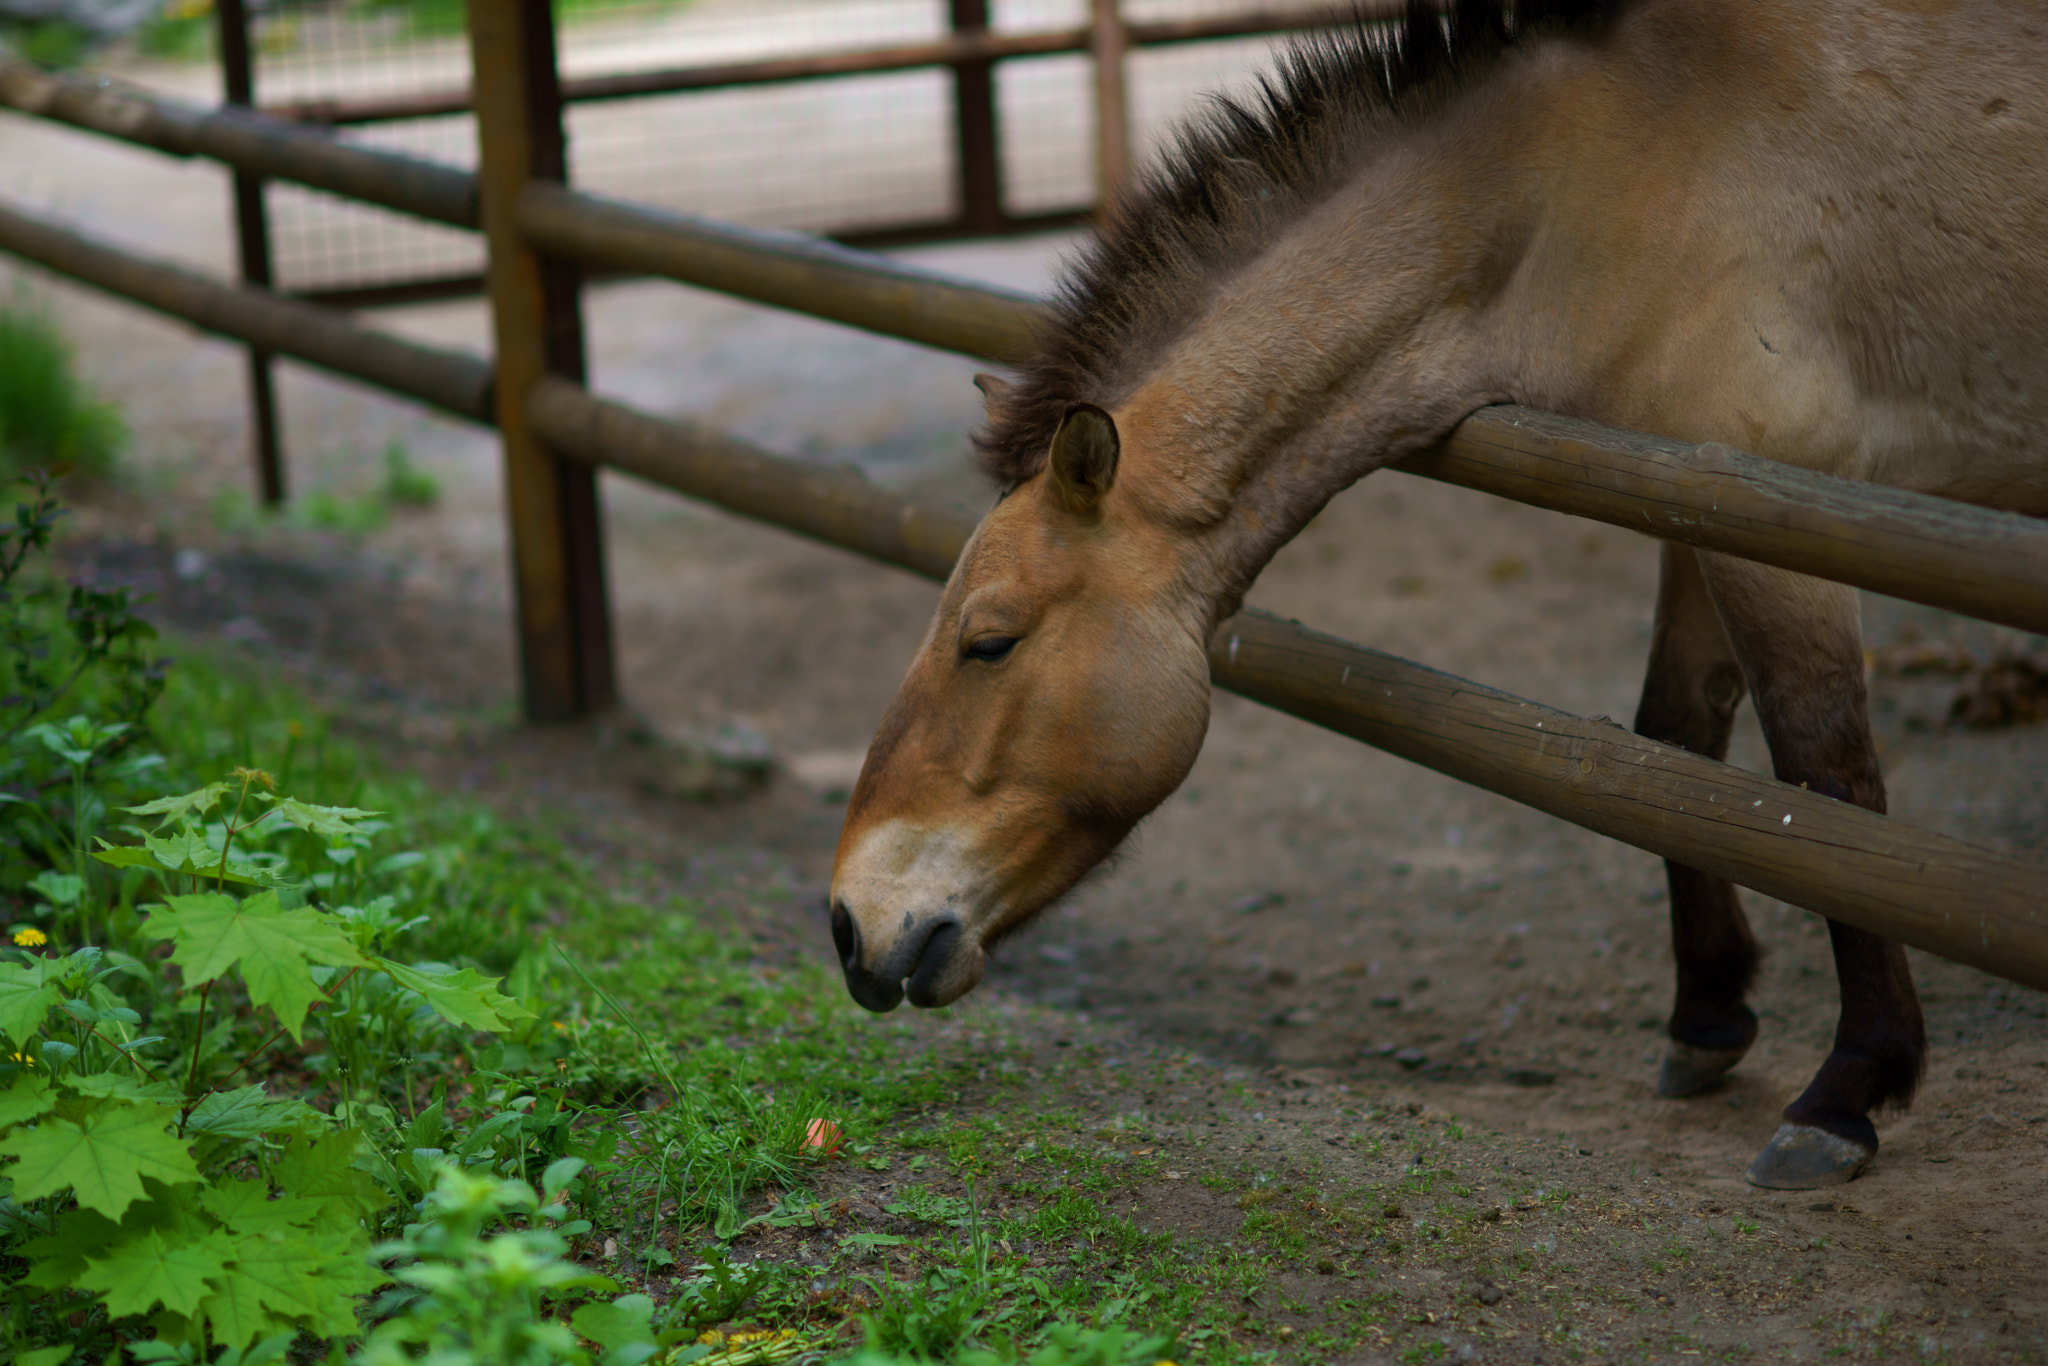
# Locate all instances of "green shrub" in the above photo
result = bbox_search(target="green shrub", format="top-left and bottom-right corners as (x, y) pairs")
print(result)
(0, 299), (125, 481)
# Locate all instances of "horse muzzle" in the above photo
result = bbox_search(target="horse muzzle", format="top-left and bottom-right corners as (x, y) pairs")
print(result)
(830, 899), (982, 1011)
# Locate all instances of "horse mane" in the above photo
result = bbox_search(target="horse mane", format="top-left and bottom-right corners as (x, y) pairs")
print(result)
(974, 0), (1626, 488)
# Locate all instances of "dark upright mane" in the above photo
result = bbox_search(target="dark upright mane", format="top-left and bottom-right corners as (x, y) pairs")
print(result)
(975, 0), (1624, 488)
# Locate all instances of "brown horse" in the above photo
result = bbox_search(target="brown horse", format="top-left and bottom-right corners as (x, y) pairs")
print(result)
(828, 0), (2048, 1189)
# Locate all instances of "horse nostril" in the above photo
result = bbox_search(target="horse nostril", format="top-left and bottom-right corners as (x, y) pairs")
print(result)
(830, 899), (860, 972)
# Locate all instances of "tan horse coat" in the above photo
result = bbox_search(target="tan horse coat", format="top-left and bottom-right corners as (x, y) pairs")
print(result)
(831, 0), (2048, 1189)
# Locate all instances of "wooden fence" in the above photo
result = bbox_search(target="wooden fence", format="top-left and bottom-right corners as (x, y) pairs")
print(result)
(1, 4), (2045, 993)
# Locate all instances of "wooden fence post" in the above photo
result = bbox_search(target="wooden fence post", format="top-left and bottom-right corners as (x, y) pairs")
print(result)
(217, 0), (284, 505)
(1090, 0), (1131, 210)
(949, 0), (1003, 234)
(468, 0), (616, 723)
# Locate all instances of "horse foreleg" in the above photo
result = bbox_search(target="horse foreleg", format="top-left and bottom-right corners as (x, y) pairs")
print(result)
(1633, 544), (1759, 1097)
(1700, 552), (1926, 1189)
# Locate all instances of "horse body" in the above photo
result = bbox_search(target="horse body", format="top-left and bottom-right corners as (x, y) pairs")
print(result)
(829, 0), (2048, 1189)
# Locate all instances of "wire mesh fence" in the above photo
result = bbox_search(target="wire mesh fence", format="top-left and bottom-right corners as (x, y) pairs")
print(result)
(61, 0), (1342, 299)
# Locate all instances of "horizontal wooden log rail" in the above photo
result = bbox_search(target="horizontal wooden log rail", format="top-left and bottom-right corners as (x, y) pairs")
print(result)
(263, 7), (1353, 127)
(0, 199), (491, 421)
(2, 97), (2045, 987)
(515, 183), (1038, 363)
(0, 57), (477, 229)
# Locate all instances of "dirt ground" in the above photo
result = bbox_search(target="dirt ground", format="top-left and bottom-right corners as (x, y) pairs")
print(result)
(9, 43), (2048, 1361)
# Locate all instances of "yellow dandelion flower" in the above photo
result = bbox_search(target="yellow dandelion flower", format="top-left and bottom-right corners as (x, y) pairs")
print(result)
(552, 1020), (570, 1033)
(12, 927), (47, 947)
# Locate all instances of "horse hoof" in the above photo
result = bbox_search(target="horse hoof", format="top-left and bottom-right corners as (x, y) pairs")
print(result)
(1745, 1123), (1874, 1189)
(1656, 1040), (1748, 1097)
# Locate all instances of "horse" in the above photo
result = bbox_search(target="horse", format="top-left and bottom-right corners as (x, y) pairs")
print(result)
(826, 0), (2048, 1190)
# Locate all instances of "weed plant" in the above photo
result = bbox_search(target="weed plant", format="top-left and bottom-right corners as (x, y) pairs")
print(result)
(0, 478), (947, 1361)
(0, 297), (125, 480)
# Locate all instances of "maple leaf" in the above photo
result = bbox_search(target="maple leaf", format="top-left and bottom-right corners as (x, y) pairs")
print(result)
(18, 1205), (124, 1286)
(123, 782), (231, 826)
(219, 1228), (332, 1320)
(261, 796), (382, 840)
(0, 960), (60, 1047)
(0, 1099), (200, 1218)
(0, 1071), (56, 1125)
(199, 1178), (330, 1236)
(77, 1228), (231, 1318)
(141, 892), (368, 1040)
(376, 959), (534, 1033)
(185, 1084), (325, 1142)
(273, 1129), (387, 1219)
(93, 833), (275, 888)
(199, 1273), (297, 1351)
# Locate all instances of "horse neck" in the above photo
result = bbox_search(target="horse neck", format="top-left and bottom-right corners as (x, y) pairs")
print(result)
(1114, 81), (1555, 627)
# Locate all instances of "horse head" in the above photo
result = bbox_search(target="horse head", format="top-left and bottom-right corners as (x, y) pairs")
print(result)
(828, 397), (1212, 1011)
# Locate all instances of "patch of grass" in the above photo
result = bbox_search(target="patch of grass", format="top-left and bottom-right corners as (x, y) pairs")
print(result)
(381, 440), (441, 507)
(0, 295), (124, 479)
(0, 487), (976, 1360)
(0, 20), (94, 69)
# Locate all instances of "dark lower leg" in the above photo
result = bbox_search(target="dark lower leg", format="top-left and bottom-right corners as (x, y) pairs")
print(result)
(1705, 554), (1923, 1155)
(1633, 547), (1756, 1056)
(1780, 921), (1925, 1148)
(1662, 865), (1758, 1053)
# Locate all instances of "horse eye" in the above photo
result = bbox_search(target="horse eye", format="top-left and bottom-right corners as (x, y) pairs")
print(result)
(965, 636), (1018, 662)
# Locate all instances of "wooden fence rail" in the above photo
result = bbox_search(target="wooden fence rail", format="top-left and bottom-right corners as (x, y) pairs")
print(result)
(1, 46), (2044, 989)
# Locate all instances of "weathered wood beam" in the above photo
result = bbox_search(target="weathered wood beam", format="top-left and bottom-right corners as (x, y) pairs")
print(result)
(0, 56), (476, 228)
(0, 198), (490, 420)
(514, 181), (1040, 362)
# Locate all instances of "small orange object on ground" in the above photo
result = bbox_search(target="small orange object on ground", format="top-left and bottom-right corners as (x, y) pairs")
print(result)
(803, 1118), (843, 1156)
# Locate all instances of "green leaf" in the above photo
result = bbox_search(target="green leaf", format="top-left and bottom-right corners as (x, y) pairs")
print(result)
(273, 1129), (387, 1219)
(214, 1224), (375, 1336)
(0, 959), (60, 1047)
(0, 1069), (56, 1125)
(375, 959), (532, 1033)
(199, 1273), (297, 1351)
(185, 1084), (326, 1141)
(66, 1071), (181, 1105)
(0, 1099), (199, 1217)
(124, 782), (231, 826)
(199, 1179), (329, 1235)
(141, 892), (367, 1041)
(840, 1232), (909, 1248)
(17, 1347), (73, 1366)
(18, 1205), (124, 1286)
(92, 835), (268, 888)
(91, 842), (175, 876)
(77, 1227), (230, 1318)
(221, 1230), (328, 1318)
(573, 1295), (657, 1351)
(27, 869), (83, 907)
(262, 796), (382, 839)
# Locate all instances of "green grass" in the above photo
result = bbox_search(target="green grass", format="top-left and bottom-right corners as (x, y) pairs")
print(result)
(0, 295), (124, 480)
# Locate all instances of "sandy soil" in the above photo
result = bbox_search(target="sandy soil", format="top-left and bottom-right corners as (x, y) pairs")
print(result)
(8, 32), (2048, 1362)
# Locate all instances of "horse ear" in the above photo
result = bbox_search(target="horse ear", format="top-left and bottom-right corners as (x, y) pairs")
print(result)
(973, 372), (1015, 410)
(1046, 403), (1120, 515)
